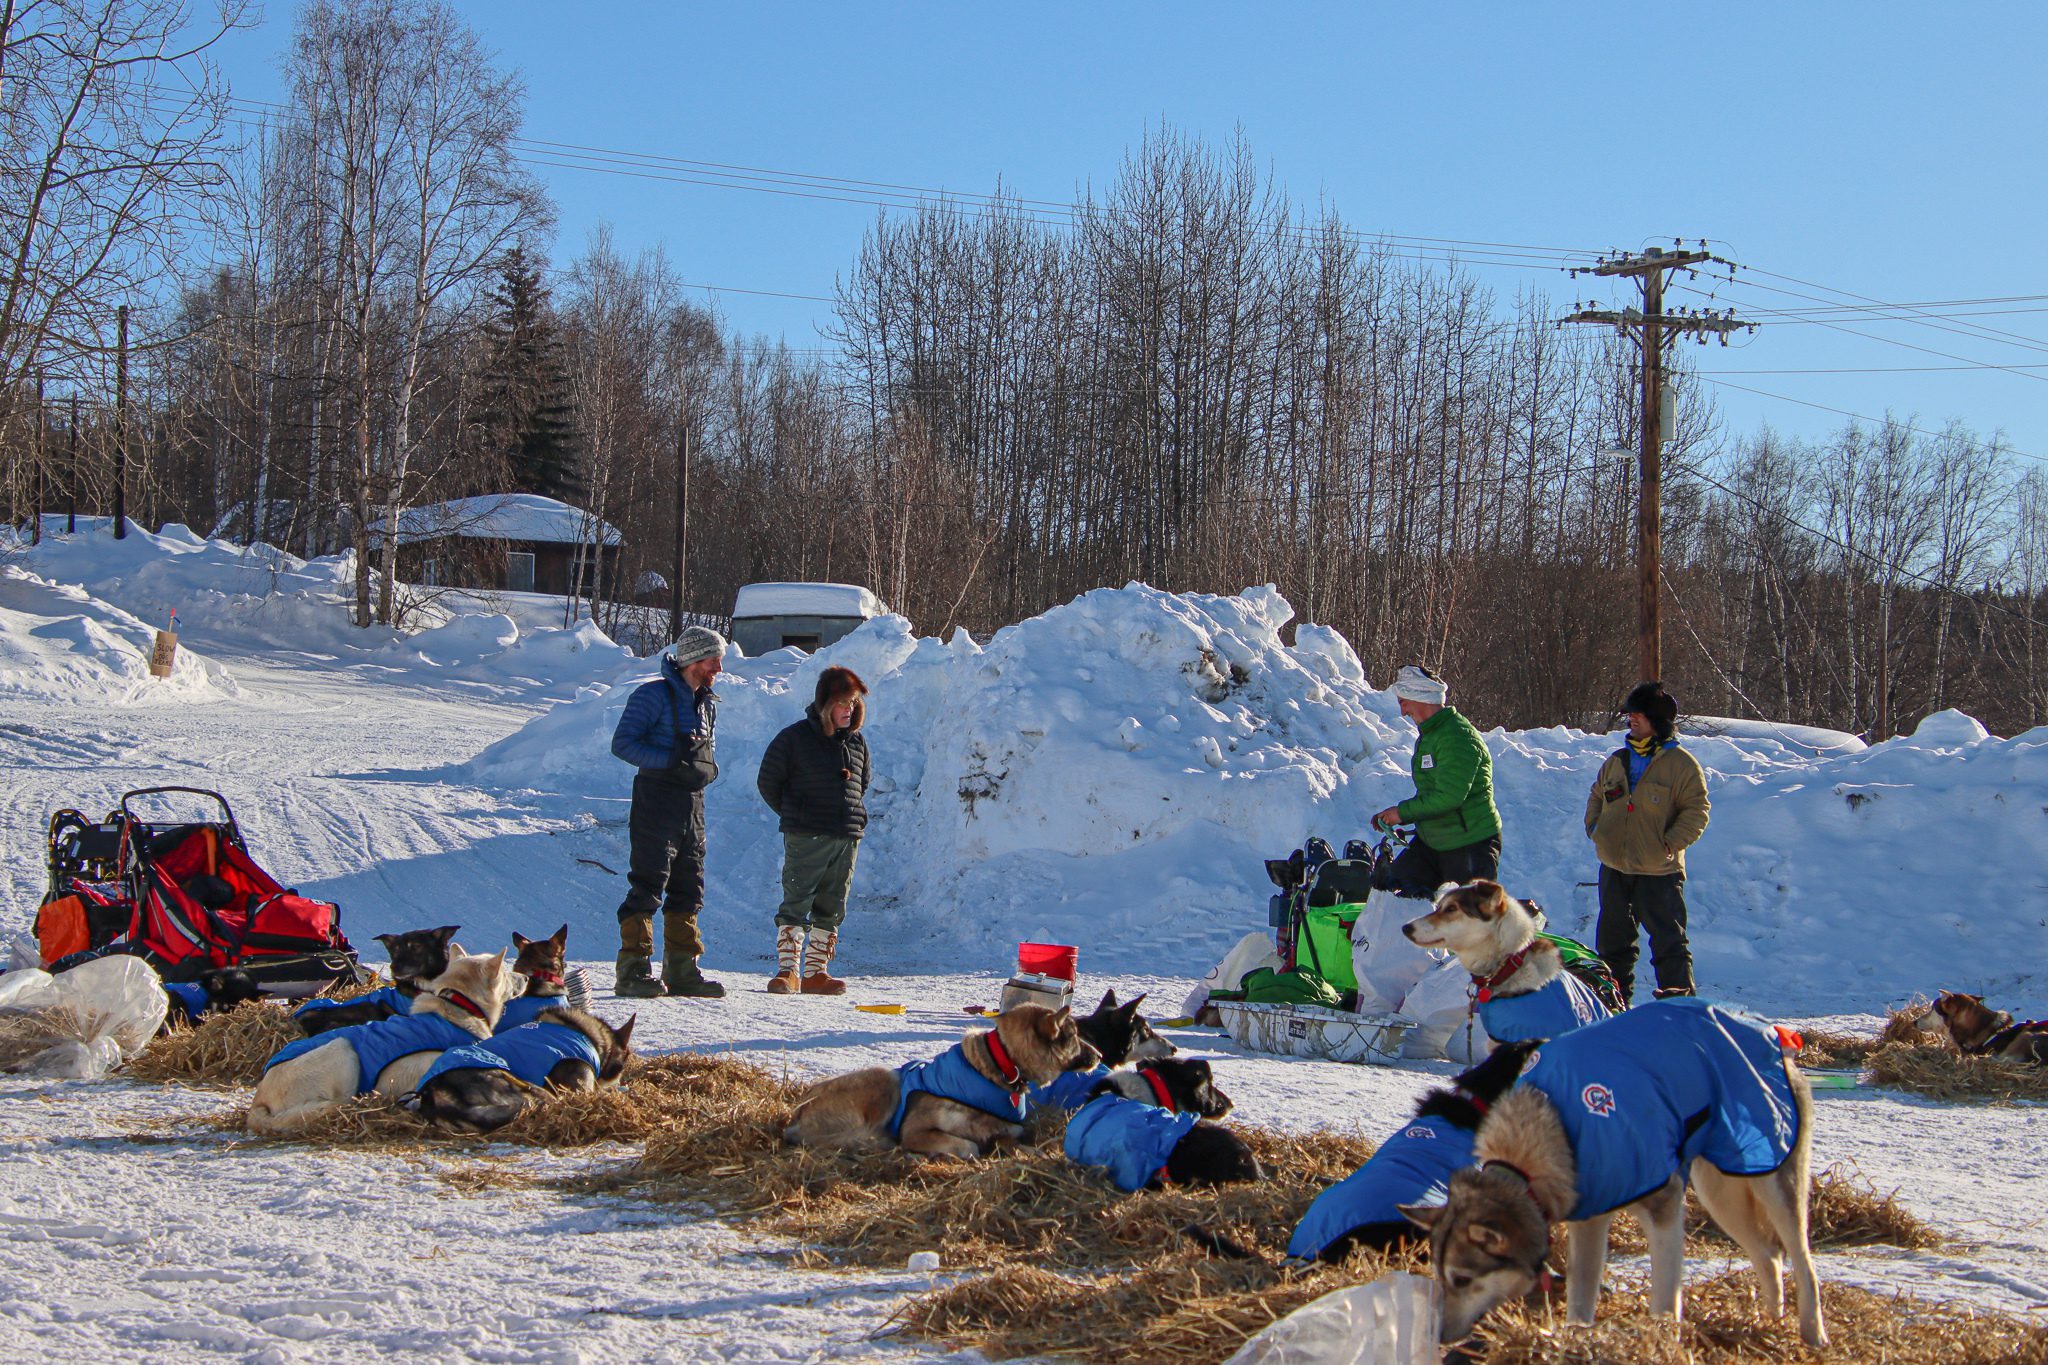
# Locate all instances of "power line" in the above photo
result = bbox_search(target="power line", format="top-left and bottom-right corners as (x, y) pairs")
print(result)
(1691, 374), (2048, 468)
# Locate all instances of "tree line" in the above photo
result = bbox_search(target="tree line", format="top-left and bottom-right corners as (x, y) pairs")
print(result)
(4, 0), (2045, 737)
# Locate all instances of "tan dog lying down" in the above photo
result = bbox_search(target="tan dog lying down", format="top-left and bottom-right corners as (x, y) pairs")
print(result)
(784, 1003), (1097, 1158)
(247, 950), (511, 1134)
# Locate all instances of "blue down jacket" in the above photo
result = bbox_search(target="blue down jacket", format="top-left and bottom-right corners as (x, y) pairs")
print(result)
(1064, 1094), (1199, 1192)
(263, 1013), (480, 1093)
(1519, 997), (1800, 1220)
(1026, 1065), (1109, 1115)
(889, 1044), (1027, 1138)
(1478, 969), (1609, 1044)
(416, 1020), (600, 1091)
(292, 985), (410, 1023)
(1287, 1115), (1476, 1259)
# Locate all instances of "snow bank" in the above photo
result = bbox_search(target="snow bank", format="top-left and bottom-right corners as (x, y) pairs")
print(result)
(0, 565), (233, 703)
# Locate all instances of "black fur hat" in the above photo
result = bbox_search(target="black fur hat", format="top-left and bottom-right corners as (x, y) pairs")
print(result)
(1621, 681), (1679, 738)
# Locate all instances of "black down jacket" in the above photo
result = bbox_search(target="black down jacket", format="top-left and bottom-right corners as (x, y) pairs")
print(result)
(756, 703), (870, 837)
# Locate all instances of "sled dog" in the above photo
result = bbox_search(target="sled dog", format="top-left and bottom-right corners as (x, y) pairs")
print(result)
(248, 950), (509, 1134)
(414, 1006), (636, 1134)
(296, 924), (460, 1036)
(1076, 988), (1176, 1066)
(1402, 880), (1607, 1044)
(1081, 1056), (1262, 1187)
(784, 1003), (1097, 1158)
(495, 924), (573, 1030)
(1920, 990), (2048, 1064)
(1404, 999), (1827, 1348)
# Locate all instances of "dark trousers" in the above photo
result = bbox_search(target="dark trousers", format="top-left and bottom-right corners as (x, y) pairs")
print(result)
(618, 771), (707, 959)
(776, 833), (859, 931)
(1379, 833), (1503, 900)
(1596, 865), (1692, 1001)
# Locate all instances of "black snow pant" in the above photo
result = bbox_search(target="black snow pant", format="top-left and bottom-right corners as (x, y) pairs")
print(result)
(1595, 865), (1692, 1003)
(617, 771), (707, 960)
(1378, 833), (1503, 900)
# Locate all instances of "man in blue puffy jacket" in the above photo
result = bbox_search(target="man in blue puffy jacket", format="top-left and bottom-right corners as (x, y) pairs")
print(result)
(610, 626), (726, 999)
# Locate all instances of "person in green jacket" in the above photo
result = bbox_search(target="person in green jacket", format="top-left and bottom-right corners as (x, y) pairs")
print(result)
(1370, 664), (1503, 898)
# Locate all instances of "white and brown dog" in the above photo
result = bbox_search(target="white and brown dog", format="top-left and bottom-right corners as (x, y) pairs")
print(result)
(1405, 998), (1826, 1348)
(1401, 880), (1608, 1045)
(1918, 990), (2048, 1064)
(248, 950), (512, 1134)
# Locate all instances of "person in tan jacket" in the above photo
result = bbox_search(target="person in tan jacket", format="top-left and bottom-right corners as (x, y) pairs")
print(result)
(1584, 681), (1710, 1002)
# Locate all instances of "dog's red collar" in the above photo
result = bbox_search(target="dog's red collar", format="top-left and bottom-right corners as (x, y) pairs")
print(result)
(1472, 947), (1531, 1003)
(524, 969), (564, 988)
(441, 990), (490, 1022)
(1483, 1159), (1551, 1220)
(1452, 1085), (1489, 1115)
(1139, 1066), (1175, 1110)
(984, 1028), (1023, 1088)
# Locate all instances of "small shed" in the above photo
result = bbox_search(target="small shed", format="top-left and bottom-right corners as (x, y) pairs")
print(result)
(730, 582), (887, 655)
(373, 494), (622, 596)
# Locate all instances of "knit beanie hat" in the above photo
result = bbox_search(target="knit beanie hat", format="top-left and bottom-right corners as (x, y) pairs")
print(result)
(668, 625), (727, 668)
(1390, 664), (1448, 707)
(1621, 681), (1679, 738)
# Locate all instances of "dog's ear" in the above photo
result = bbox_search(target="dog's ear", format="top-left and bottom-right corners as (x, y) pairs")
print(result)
(1467, 1222), (1514, 1256)
(1400, 1202), (1446, 1232)
(1096, 987), (1118, 1010)
(374, 933), (398, 949)
(550, 923), (569, 948)
(430, 925), (460, 946)
(612, 1015), (637, 1052)
(511, 932), (532, 951)
(1124, 992), (1148, 1013)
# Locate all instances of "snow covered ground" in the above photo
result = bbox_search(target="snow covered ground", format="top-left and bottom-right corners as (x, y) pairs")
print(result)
(1, 521), (2044, 1361)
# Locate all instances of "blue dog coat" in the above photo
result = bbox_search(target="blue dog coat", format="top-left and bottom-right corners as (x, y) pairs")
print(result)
(1027, 1064), (1109, 1115)
(1064, 1094), (1199, 1192)
(162, 980), (211, 1023)
(1519, 998), (1800, 1220)
(416, 1020), (600, 1091)
(1478, 970), (1608, 1044)
(1287, 1115), (1476, 1259)
(293, 985), (409, 1022)
(495, 992), (568, 1032)
(889, 1043), (1027, 1138)
(263, 1012), (480, 1094)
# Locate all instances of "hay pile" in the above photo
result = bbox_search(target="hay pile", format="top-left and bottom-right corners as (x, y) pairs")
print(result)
(1609, 1163), (1939, 1258)
(1794, 1001), (2048, 1103)
(122, 1001), (305, 1085)
(1795, 1001), (1930, 1072)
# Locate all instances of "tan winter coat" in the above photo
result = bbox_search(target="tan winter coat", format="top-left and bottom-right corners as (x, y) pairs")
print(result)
(1584, 742), (1711, 877)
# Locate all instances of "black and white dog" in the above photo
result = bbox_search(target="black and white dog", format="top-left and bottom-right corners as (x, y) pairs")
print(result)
(1066, 1056), (1263, 1190)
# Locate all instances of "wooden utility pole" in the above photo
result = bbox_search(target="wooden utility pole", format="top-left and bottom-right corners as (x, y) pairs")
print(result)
(67, 396), (78, 533)
(1565, 245), (1752, 680)
(670, 422), (690, 644)
(31, 378), (44, 544)
(114, 304), (128, 539)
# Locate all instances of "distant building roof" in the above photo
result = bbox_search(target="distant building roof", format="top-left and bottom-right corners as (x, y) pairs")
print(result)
(371, 494), (622, 548)
(732, 581), (886, 619)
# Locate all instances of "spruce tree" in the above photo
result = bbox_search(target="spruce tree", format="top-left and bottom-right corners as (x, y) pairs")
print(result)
(476, 247), (582, 502)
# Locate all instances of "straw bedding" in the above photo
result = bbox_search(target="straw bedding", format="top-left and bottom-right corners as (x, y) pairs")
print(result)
(1795, 1001), (2048, 1103)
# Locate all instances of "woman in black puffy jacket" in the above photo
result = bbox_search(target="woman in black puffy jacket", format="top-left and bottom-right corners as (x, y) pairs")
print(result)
(755, 666), (870, 994)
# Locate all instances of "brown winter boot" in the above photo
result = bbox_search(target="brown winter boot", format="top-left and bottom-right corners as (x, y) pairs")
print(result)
(767, 925), (805, 995)
(799, 928), (846, 995)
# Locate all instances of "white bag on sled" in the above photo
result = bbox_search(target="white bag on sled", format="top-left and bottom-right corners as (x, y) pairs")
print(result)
(1183, 930), (1284, 1018)
(1397, 958), (1491, 1063)
(0, 957), (167, 1079)
(1346, 890), (1440, 1015)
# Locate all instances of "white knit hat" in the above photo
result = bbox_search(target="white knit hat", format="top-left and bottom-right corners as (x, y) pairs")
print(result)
(668, 625), (727, 668)
(1390, 664), (1448, 706)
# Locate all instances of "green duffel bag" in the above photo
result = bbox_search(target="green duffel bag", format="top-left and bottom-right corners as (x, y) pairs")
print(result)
(1216, 965), (1344, 1009)
(1295, 902), (1361, 994)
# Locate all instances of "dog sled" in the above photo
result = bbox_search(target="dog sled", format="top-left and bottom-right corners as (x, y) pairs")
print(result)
(36, 787), (363, 997)
(1213, 1000), (1412, 1065)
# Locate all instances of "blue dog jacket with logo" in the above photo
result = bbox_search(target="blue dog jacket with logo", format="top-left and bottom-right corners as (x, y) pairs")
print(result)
(495, 993), (569, 1032)
(264, 1012), (480, 1094)
(890, 1044), (1028, 1138)
(1478, 970), (1609, 1044)
(1519, 998), (1800, 1220)
(1027, 1064), (1109, 1115)
(1287, 1114), (1475, 1259)
(1064, 1094), (1200, 1192)
(416, 1020), (600, 1091)
(292, 985), (409, 1022)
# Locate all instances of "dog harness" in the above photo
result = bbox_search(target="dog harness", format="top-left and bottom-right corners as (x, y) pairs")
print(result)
(263, 1012), (481, 1094)
(1063, 1093), (1200, 1193)
(1286, 1114), (1476, 1260)
(293, 985), (408, 1023)
(495, 992), (569, 1032)
(1970, 1018), (2047, 1056)
(1518, 998), (1800, 1220)
(889, 1041), (1029, 1138)
(1476, 968), (1609, 1044)
(1026, 1064), (1110, 1115)
(416, 1020), (602, 1092)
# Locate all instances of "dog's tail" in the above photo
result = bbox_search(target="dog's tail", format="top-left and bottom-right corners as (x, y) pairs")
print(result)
(1182, 1224), (1270, 1263)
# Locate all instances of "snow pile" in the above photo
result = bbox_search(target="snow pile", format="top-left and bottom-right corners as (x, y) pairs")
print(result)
(0, 564), (233, 703)
(466, 581), (2047, 1013)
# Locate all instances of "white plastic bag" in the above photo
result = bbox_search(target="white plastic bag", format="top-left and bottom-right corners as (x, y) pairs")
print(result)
(0, 956), (167, 1079)
(1397, 959), (1489, 1063)
(1183, 930), (1283, 1017)
(1348, 890), (1441, 1014)
(1223, 1272), (1441, 1365)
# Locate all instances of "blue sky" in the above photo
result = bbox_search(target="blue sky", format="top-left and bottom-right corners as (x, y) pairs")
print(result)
(213, 2), (2048, 467)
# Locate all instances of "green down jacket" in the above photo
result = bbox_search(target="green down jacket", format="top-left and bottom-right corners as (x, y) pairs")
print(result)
(1396, 706), (1502, 852)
